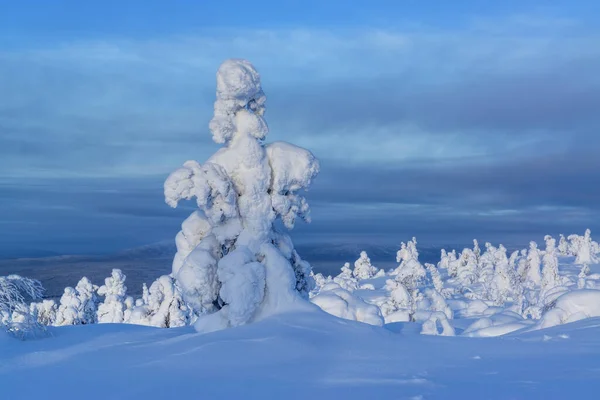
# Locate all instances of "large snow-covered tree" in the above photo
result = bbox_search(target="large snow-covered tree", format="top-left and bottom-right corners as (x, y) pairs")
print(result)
(165, 59), (319, 331)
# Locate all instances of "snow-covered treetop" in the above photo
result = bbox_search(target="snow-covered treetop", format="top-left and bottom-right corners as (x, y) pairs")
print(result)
(209, 59), (267, 144)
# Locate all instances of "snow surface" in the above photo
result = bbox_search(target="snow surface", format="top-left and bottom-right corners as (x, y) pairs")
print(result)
(2, 310), (600, 399)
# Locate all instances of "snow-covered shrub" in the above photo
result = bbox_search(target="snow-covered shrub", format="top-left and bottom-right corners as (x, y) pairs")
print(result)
(97, 269), (128, 324)
(1, 275), (44, 339)
(424, 288), (453, 320)
(165, 59), (319, 331)
(311, 284), (384, 326)
(353, 251), (377, 280)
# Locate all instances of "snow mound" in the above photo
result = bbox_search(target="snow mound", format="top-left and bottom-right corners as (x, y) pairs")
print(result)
(535, 290), (600, 330)
(311, 284), (384, 326)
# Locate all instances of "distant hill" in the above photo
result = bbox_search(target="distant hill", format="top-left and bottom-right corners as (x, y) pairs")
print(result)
(0, 241), (472, 300)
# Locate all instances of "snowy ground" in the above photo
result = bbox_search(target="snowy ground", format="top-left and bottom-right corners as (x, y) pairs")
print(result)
(2, 308), (600, 399)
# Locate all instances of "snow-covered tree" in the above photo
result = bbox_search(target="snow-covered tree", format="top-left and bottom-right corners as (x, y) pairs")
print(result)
(97, 269), (128, 324)
(567, 233), (581, 257)
(438, 249), (449, 270)
(30, 299), (57, 326)
(425, 263), (444, 295)
(457, 248), (477, 286)
(145, 276), (191, 328)
(515, 249), (527, 279)
(392, 238), (426, 289)
(490, 245), (515, 305)
(473, 239), (481, 264)
(165, 59), (319, 330)
(525, 241), (542, 287)
(381, 278), (413, 318)
(541, 236), (560, 296)
(55, 287), (82, 326)
(75, 277), (98, 325)
(333, 263), (358, 292)
(558, 234), (569, 256)
(141, 283), (150, 305)
(1, 275), (44, 338)
(353, 251), (377, 280)
(578, 264), (590, 289)
(478, 243), (496, 284)
(575, 229), (597, 265)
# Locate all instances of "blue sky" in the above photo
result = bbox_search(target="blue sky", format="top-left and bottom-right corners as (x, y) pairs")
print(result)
(1, 1), (599, 256)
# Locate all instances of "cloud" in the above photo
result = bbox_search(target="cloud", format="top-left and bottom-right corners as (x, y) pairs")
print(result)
(1, 17), (599, 253)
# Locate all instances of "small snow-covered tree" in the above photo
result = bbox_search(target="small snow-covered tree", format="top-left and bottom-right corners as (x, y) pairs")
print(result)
(146, 276), (191, 328)
(165, 59), (319, 330)
(516, 249), (528, 280)
(392, 238), (426, 289)
(558, 234), (569, 256)
(578, 264), (590, 289)
(352, 251), (377, 280)
(55, 287), (82, 326)
(575, 229), (597, 265)
(473, 239), (481, 264)
(381, 278), (413, 318)
(30, 299), (57, 326)
(567, 233), (581, 257)
(97, 269), (128, 324)
(438, 249), (449, 270)
(478, 243), (496, 284)
(457, 248), (477, 286)
(424, 288), (453, 320)
(525, 241), (542, 287)
(75, 277), (98, 325)
(425, 263), (445, 295)
(490, 245), (515, 305)
(541, 236), (560, 296)
(333, 263), (358, 292)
